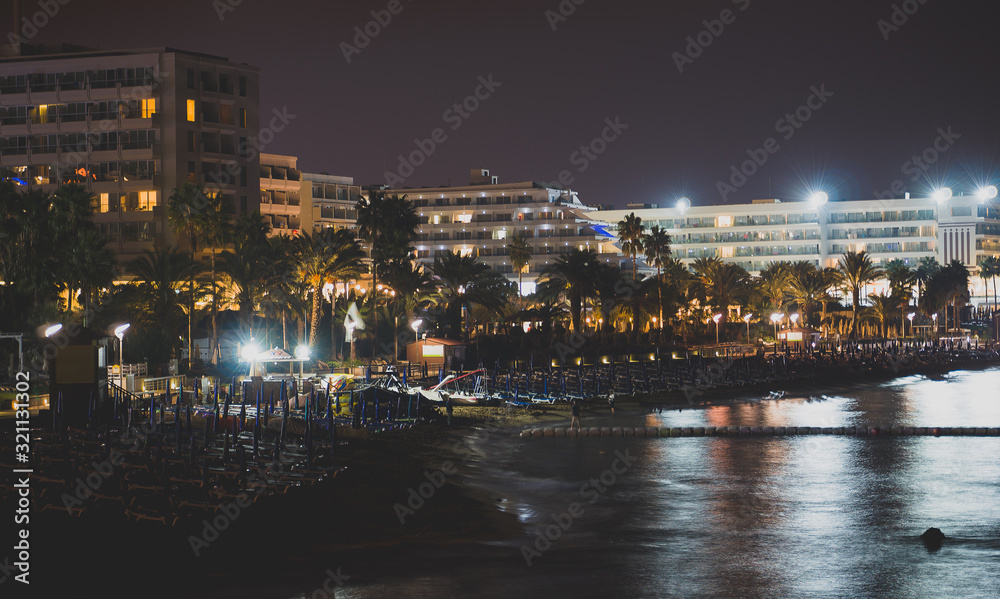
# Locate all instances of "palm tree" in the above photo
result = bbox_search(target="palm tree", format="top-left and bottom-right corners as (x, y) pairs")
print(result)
(977, 255), (999, 317)
(539, 248), (600, 333)
(429, 251), (512, 340)
(691, 257), (750, 325)
(219, 212), (275, 340)
(616, 212), (644, 281)
(128, 246), (201, 349)
(788, 262), (834, 330)
(643, 225), (672, 332)
(295, 228), (366, 350)
(166, 183), (208, 367)
(914, 257), (940, 310)
(197, 191), (235, 364)
(921, 260), (970, 333)
(754, 262), (793, 313)
(882, 259), (915, 336)
(836, 251), (882, 339)
(867, 292), (898, 340)
(63, 228), (116, 325)
(506, 236), (533, 303)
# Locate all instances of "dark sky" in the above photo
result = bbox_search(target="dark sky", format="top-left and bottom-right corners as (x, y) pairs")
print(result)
(14, 0), (1000, 208)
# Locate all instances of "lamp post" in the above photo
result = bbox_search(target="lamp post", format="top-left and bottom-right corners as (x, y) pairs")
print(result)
(743, 313), (753, 344)
(770, 312), (784, 354)
(241, 340), (260, 378)
(410, 318), (423, 344)
(907, 312), (915, 340)
(114, 323), (130, 385)
(932, 313), (938, 341)
(295, 344), (310, 389)
(713, 313), (722, 345)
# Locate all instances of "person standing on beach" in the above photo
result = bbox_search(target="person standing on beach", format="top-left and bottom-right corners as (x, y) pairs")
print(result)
(570, 399), (582, 432)
(608, 393), (615, 416)
(445, 398), (453, 426)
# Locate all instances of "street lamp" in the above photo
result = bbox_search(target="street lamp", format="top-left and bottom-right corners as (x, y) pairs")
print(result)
(790, 313), (800, 327)
(977, 185), (998, 202)
(240, 341), (260, 377)
(906, 312), (915, 338)
(295, 344), (310, 387)
(808, 191), (829, 205)
(743, 313), (753, 343)
(932, 187), (953, 203)
(713, 313), (722, 345)
(410, 318), (423, 343)
(932, 312), (938, 339)
(113, 323), (130, 385)
(770, 312), (784, 352)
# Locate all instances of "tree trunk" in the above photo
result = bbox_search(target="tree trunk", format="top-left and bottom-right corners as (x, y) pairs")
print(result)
(310, 287), (321, 346)
(211, 249), (218, 365)
(282, 312), (288, 350)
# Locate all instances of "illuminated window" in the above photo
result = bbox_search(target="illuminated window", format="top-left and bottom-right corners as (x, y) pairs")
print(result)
(141, 98), (156, 118)
(717, 215), (733, 228)
(138, 191), (157, 211)
(186, 99), (195, 122)
(458, 248), (472, 257)
(99, 193), (111, 213)
(432, 215), (441, 225)
(456, 213), (472, 224)
(493, 228), (507, 240)
(719, 246), (734, 258)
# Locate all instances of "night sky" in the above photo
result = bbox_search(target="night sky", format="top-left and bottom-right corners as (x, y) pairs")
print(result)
(14, 0), (1000, 208)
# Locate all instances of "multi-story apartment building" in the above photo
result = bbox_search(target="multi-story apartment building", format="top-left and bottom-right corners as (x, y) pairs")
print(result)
(596, 190), (1000, 305)
(387, 169), (618, 294)
(259, 153), (361, 236)
(0, 45), (261, 263)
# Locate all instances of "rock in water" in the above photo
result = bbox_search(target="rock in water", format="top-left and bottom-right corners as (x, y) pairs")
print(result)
(920, 527), (945, 551)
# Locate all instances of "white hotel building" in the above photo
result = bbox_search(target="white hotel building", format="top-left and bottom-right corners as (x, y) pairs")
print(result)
(386, 169), (619, 294)
(595, 191), (1000, 306)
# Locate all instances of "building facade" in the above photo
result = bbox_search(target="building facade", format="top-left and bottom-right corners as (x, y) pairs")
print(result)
(595, 193), (1000, 305)
(259, 153), (361, 236)
(388, 169), (618, 294)
(0, 45), (261, 263)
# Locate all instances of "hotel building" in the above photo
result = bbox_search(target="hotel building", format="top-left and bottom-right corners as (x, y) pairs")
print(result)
(0, 44), (261, 263)
(595, 192), (1000, 305)
(259, 153), (361, 236)
(387, 169), (619, 294)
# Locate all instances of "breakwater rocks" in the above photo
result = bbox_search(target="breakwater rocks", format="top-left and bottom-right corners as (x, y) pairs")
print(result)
(520, 426), (1000, 438)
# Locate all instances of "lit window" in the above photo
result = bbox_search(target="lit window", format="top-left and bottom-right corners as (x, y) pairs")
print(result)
(717, 215), (733, 228)
(186, 99), (195, 122)
(456, 214), (472, 224)
(141, 98), (156, 118)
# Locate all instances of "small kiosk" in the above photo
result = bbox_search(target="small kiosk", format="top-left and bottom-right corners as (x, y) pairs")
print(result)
(405, 337), (467, 370)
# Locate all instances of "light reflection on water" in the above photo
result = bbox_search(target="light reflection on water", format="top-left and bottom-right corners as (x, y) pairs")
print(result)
(312, 369), (1000, 599)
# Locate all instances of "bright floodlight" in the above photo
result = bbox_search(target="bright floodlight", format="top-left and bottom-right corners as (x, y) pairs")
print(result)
(770, 312), (783, 323)
(713, 313), (723, 323)
(410, 318), (423, 332)
(240, 343), (259, 362)
(113, 323), (130, 337)
(790, 313), (800, 324)
(932, 187), (953, 202)
(907, 312), (916, 321)
(44, 323), (63, 338)
(808, 191), (829, 205)
(295, 344), (310, 360)
(676, 197), (691, 212)
(743, 313), (753, 322)
(977, 185), (998, 201)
